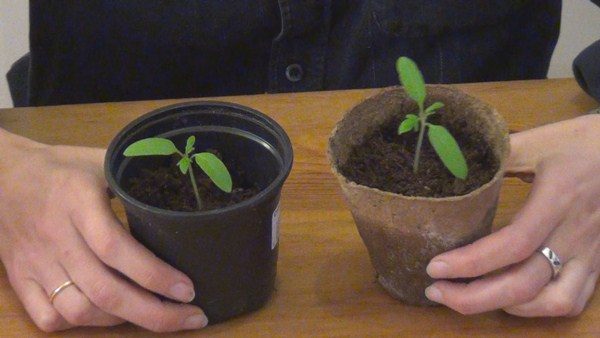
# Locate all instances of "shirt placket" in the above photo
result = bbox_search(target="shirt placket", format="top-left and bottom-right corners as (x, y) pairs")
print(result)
(268, 0), (331, 93)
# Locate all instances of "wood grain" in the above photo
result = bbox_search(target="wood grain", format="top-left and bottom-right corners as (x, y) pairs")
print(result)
(0, 79), (598, 337)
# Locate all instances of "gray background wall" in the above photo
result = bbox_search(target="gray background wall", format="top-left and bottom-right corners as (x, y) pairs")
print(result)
(1, 0), (599, 108)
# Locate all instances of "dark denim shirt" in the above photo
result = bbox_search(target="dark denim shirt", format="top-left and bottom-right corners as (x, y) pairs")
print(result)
(28, 0), (563, 106)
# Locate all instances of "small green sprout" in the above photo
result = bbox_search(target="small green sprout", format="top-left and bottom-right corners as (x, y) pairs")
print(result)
(123, 136), (232, 210)
(396, 56), (468, 180)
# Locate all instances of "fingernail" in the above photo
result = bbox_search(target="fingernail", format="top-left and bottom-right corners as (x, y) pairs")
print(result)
(183, 314), (208, 330)
(170, 283), (195, 302)
(425, 285), (443, 303)
(426, 260), (449, 278)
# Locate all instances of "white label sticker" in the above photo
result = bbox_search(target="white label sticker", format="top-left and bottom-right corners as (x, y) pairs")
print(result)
(271, 202), (281, 250)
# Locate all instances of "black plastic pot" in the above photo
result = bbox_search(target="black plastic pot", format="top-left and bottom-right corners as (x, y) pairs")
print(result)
(105, 101), (293, 323)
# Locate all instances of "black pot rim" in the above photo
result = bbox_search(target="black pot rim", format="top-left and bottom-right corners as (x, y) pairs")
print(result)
(104, 100), (294, 217)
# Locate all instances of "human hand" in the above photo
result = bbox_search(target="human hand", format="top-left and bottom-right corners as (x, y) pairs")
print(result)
(424, 114), (600, 317)
(0, 130), (208, 332)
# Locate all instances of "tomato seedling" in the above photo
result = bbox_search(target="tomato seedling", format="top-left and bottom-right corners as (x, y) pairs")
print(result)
(123, 136), (232, 210)
(396, 56), (468, 180)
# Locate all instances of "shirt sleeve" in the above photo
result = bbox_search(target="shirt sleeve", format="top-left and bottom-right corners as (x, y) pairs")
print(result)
(573, 39), (600, 102)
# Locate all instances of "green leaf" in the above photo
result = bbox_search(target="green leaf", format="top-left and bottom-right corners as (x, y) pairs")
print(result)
(185, 136), (195, 155)
(398, 116), (418, 135)
(427, 124), (468, 180)
(123, 138), (178, 157)
(406, 114), (419, 131)
(193, 153), (233, 193)
(425, 102), (445, 115)
(177, 157), (191, 175)
(396, 57), (426, 109)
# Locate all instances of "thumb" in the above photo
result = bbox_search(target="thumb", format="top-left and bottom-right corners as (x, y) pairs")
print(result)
(505, 130), (542, 182)
(79, 147), (107, 167)
(506, 118), (572, 177)
(64, 146), (107, 177)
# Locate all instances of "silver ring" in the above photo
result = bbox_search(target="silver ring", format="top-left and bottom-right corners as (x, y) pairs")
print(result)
(538, 247), (562, 279)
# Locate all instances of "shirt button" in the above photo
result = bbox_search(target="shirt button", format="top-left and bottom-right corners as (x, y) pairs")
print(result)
(285, 64), (303, 82)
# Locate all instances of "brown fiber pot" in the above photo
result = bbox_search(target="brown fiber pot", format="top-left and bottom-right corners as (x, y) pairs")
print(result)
(328, 85), (509, 305)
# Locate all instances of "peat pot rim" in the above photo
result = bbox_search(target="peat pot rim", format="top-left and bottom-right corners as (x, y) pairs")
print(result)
(327, 85), (510, 203)
(105, 100), (294, 218)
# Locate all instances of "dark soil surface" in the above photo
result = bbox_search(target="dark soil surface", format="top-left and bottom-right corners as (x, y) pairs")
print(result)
(339, 115), (499, 197)
(125, 153), (259, 212)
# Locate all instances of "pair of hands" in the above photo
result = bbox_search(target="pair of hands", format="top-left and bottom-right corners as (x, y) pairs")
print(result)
(0, 115), (599, 332)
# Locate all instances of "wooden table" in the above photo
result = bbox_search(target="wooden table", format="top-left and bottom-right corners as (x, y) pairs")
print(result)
(0, 79), (598, 337)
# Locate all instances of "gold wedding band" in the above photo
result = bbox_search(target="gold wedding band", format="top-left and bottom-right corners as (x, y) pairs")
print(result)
(49, 280), (76, 304)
